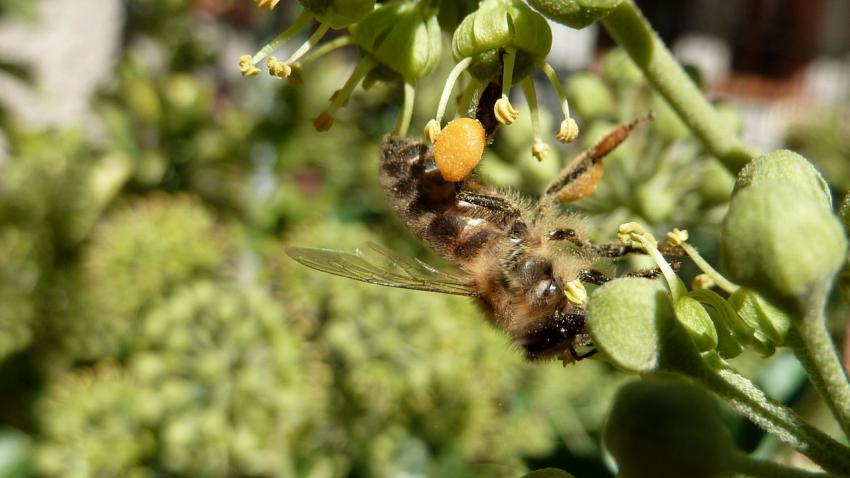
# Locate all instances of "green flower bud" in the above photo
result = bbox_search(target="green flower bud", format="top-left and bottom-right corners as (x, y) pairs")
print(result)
(721, 183), (847, 308)
(734, 150), (832, 209)
(604, 375), (734, 478)
(840, 191), (850, 235)
(587, 278), (674, 373)
(673, 296), (717, 353)
(350, 2), (441, 81)
(728, 288), (791, 346)
(452, 0), (552, 81)
(527, 0), (623, 29)
(298, 0), (374, 28)
(565, 72), (615, 120)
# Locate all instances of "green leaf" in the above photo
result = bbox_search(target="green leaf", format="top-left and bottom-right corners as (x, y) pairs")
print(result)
(587, 278), (674, 373)
(527, 0), (623, 29)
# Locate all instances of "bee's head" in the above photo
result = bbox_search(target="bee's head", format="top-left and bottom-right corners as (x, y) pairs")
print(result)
(511, 255), (566, 313)
(507, 252), (592, 360)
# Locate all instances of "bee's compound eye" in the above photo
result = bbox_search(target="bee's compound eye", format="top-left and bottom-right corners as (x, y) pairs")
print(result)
(434, 118), (486, 182)
(532, 279), (560, 304)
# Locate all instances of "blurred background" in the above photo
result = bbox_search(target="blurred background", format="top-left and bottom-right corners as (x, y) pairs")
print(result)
(0, 0), (847, 477)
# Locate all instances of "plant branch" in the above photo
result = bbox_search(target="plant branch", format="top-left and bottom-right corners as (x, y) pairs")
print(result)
(788, 279), (850, 439)
(600, 0), (755, 172)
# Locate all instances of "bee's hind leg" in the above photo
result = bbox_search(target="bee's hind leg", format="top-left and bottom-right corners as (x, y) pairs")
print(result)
(540, 113), (653, 203)
(457, 190), (521, 218)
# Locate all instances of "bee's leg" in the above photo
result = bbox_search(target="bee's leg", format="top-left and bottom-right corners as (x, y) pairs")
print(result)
(540, 113), (652, 203)
(548, 228), (685, 258)
(457, 190), (521, 218)
(548, 228), (642, 258)
(625, 260), (682, 279)
(578, 269), (611, 285)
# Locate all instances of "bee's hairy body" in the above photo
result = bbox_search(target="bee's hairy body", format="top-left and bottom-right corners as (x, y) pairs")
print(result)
(380, 135), (596, 360)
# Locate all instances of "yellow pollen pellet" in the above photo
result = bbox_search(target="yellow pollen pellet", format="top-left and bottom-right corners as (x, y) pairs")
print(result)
(434, 118), (486, 182)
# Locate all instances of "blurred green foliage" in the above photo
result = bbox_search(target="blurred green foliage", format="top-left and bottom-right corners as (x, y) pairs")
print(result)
(0, 1), (846, 477)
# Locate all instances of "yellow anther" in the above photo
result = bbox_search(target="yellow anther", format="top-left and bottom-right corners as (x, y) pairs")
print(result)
(564, 279), (588, 305)
(238, 54), (260, 77)
(531, 142), (550, 161)
(424, 119), (442, 143)
(666, 228), (689, 246)
(266, 56), (291, 79)
(494, 95), (519, 125)
(312, 112), (334, 132)
(691, 274), (716, 290)
(556, 117), (579, 143)
(256, 0), (280, 10)
(618, 222), (657, 249)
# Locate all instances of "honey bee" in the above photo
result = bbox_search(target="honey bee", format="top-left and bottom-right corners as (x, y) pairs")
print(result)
(286, 111), (668, 362)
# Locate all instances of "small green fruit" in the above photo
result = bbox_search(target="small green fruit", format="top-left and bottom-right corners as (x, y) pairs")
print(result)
(734, 150), (832, 208)
(721, 183), (847, 307)
(587, 278), (673, 373)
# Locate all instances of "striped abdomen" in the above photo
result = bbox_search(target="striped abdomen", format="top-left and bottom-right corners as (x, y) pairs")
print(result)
(379, 135), (512, 267)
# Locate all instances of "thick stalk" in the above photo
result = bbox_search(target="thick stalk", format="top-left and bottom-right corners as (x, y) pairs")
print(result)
(660, 326), (850, 474)
(600, 0), (754, 172)
(788, 280), (850, 439)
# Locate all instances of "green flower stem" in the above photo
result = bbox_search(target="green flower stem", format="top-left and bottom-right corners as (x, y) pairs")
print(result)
(328, 55), (376, 114)
(729, 451), (845, 478)
(395, 81), (416, 137)
(680, 242), (739, 294)
(298, 36), (352, 66)
(635, 235), (687, 300)
(600, 0), (754, 172)
(285, 22), (332, 64)
(788, 280), (850, 439)
(435, 57), (473, 124)
(501, 47), (517, 97)
(661, 326), (850, 473)
(520, 77), (542, 143)
(253, 10), (312, 63)
(541, 62), (570, 118)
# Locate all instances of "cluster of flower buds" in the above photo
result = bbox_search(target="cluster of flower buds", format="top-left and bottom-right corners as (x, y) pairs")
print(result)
(239, 0), (440, 137)
(239, 0), (617, 181)
(426, 0), (580, 165)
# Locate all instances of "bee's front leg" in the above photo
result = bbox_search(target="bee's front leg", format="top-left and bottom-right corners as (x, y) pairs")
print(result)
(548, 228), (642, 258)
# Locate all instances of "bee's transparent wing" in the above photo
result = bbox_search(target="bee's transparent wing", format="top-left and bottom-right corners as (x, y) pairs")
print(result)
(285, 241), (476, 296)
